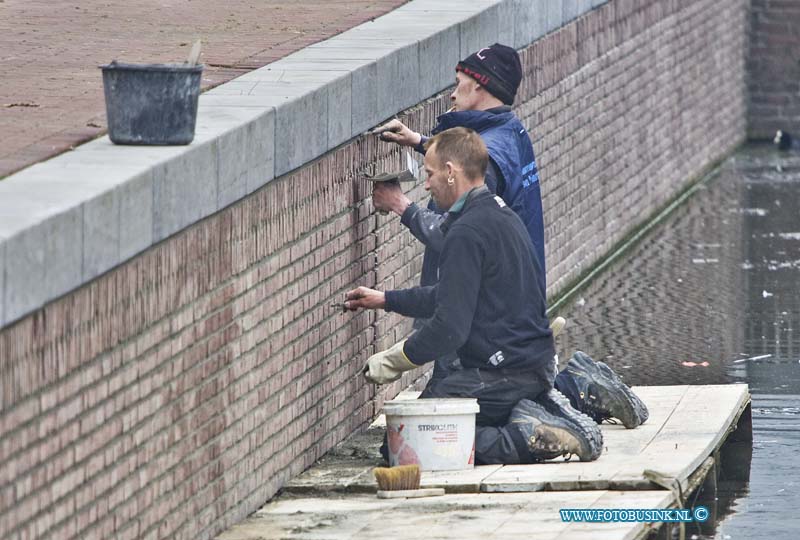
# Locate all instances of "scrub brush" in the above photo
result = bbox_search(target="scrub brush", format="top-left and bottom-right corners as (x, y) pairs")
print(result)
(373, 465), (444, 499)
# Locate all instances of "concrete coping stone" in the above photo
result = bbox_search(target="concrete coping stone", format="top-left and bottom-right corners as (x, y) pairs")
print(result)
(0, 0), (606, 327)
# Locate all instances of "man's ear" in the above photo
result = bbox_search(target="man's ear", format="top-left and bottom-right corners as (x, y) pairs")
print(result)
(445, 161), (455, 178)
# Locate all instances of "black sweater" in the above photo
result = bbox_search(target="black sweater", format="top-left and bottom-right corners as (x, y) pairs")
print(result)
(386, 187), (554, 372)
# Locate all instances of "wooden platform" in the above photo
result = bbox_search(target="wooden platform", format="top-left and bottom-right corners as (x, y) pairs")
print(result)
(218, 491), (674, 540)
(219, 385), (751, 540)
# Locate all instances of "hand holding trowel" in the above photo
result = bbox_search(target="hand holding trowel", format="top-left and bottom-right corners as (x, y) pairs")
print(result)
(366, 152), (419, 215)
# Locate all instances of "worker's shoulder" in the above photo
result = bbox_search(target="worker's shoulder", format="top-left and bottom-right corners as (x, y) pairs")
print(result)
(452, 194), (514, 233)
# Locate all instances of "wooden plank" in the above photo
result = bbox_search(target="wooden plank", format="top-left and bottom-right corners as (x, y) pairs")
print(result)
(482, 384), (749, 493)
(218, 490), (675, 540)
(420, 465), (504, 493)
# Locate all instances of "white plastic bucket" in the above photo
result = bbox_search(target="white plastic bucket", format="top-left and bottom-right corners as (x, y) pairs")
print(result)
(383, 398), (480, 471)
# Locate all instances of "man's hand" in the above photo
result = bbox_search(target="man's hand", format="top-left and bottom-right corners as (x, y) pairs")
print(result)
(373, 119), (422, 147)
(372, 182), (412, 216)
(363, 340), (416, 384)
(344, 286), (386, 310)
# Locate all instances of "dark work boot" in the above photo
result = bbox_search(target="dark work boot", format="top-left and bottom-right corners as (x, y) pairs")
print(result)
(509, 397), (603, 462)
(535, 389), (603, 458)
(565, 351), (649, 429)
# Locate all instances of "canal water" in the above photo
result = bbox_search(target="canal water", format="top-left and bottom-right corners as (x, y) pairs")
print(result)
(552, 144), (800, 539)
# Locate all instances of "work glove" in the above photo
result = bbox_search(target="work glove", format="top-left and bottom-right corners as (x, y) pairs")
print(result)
(363, 339), (417, 384)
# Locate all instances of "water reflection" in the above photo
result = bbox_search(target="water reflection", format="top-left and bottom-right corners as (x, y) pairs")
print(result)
(553, 145), (800, 539)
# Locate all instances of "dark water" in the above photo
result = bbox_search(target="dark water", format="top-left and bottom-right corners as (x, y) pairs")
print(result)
(552, 145), (800, 539)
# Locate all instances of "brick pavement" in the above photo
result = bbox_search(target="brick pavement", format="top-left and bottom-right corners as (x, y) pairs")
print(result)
(0, 0), (408, 179)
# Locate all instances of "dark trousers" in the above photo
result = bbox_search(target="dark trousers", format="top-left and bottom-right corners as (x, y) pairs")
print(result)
(422, 367), (553, 464)
(436, 355), (587, 425)
(553, 369), (582, 413)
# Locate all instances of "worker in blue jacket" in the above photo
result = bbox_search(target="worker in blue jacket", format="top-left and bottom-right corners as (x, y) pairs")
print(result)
(372, 44), (648, 430)
(347, 127), (602, 464)
(375, 43), (545, 296)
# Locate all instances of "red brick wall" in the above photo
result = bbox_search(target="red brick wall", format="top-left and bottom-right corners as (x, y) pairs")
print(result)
(0, 1), (747, 539)
(748, 0), (800, 138)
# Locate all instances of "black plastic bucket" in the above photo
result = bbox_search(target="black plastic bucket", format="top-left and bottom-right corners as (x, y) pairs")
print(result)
(100, 61), (203, 145)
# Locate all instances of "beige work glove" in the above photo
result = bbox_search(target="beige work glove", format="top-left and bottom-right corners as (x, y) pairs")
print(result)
(363, 339), (417, 385)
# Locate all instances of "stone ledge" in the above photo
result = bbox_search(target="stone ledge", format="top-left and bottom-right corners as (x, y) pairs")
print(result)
(0, 0), (606, 327)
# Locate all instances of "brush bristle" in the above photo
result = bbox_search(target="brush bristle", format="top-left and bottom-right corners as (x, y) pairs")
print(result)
(373, 464), (421, 491)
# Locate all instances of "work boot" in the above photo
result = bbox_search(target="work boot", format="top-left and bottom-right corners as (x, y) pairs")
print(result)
(565, 351), (649, 429)
(535, 389), (603, 458)
(509, 394), (603, 462)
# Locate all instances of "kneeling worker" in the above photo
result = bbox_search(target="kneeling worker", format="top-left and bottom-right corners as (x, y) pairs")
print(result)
(345, 127), (602, 464)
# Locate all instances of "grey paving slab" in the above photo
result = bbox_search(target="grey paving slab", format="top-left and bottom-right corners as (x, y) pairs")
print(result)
(288, 47), (378, 61)
(563, 0), (580, 23)
(459, 4), (502, 60)
(4, 225), (47, 325)
(308, 37), (420, 51)
(69, 137), (186, 169)
(528, 0), (549, 43)
(194, 105), (276, 207)
(0, 185), (75, 238)
(498, 0), (526, 49)
(45, 207), (83, 304)
(418, 24), (460, 99)
(199, 108), (252, 209)
(274, 86), (328, 176)
(82, 188), (119, 281)
(118, 170), (154, 261)
(0, 161), (143, 315)
(203, 81), (259, 96)
(152, 141), (218, 242)
(246, 81), (334, 97)
(0, 241), (4, 326)
(481, 385), (750, 493)
(232, 69), (307, 83)
(235, 68), (350, 84)
(346, 11), (469, 31)
(326, 73), (353, 148)
(0, 162), (128, 233)
(546, 0), (565, 34)
(395, 0), (500, 12)
(217, 490), (673, 540)
(351, 62), (380, 135)
(198, 94), (290, 109)
(245, 81), (332, 97)
(265, 57), (375, 72)
(0, 174), (90, 319)
(377, 43), (420, 115)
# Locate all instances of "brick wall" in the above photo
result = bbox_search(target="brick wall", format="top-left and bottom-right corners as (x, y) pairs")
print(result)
(748, 0), (800, 139)
(0, 1), (748, 539)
